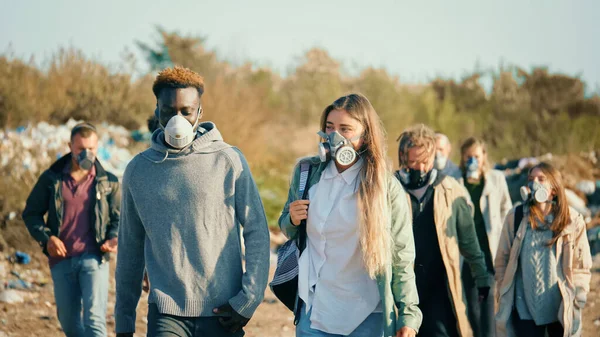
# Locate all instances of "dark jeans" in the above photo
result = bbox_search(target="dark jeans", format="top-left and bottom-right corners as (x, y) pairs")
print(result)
(462, 264), (495, 337)
(147, 303), (244, 337)
(512, 310), (563, 337)
(417, 277), (459, 337)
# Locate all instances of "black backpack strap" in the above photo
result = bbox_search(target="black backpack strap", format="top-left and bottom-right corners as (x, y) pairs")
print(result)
(293, 162), (311, 325)
(514, 204), (524, 239)
(296, 163), (311, 255)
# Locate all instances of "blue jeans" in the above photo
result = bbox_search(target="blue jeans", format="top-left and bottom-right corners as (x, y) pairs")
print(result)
(296, 306), (383, 337)
(50, 253), (109, 337)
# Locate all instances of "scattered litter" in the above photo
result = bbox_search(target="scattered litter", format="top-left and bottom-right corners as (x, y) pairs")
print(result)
(9, 251), (31, 265)
(576, 180), (597, 196)
(6, 212), (16, 221)
(0, 289), (25, 304)
(565, 189), (592, 222)
(6, 279), (32, 290)
(0, 118), (150, 180)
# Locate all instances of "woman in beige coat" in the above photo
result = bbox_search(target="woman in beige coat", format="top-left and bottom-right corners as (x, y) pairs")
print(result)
(495, 163), (592, 337)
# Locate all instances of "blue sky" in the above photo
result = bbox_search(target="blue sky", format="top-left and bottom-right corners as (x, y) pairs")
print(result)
(1, 0), (598, 90)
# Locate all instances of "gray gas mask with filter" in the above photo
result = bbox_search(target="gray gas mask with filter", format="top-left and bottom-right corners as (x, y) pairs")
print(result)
(77, 149), (96, 171)
(317, 130), (360, 166)
(520, 181), (552, 204)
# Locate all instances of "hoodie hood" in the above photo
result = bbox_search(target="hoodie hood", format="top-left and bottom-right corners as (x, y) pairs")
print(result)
(141, 122), (232, 162)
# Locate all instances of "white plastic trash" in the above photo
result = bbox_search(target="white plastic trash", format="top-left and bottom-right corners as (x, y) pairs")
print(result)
(0, 290), (25, 304)
(575, 180), (596, 195)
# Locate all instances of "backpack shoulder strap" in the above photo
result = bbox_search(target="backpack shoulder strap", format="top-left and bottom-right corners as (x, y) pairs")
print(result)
(297, 163), (312, 253)
(298, 162), (311, 200)
(514, 204), (524, 238)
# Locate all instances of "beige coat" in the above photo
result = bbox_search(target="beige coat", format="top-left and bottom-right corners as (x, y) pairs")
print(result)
(459, 169), (513, 262)
(433, 176), (493, 337)
(495, 206), (592, 337)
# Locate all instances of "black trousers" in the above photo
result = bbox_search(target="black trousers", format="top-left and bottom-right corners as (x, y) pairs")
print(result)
(512, 310), (563, 337)
(417, 278), (459, 337)
(462, 264), (495, 337)
(147, 303), (244, 337)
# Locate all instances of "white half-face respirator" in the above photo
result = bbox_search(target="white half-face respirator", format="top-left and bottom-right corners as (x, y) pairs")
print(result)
(520, 181), (552, 203)
(434, 151), (448, 170)
(317, 130), (360, 166)
(158, 112), (201, 149)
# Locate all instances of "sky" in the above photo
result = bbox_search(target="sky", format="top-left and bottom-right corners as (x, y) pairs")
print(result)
(1, 0), (599, 91)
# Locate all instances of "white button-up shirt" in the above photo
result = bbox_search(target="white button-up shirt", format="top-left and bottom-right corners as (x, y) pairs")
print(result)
(298, 159), (381, 335)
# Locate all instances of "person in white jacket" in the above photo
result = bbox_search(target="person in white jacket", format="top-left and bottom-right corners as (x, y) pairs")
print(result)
(459, 137), (512, 337)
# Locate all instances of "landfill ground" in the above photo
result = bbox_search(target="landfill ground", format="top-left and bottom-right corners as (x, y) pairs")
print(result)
(1, 237), (600, 337)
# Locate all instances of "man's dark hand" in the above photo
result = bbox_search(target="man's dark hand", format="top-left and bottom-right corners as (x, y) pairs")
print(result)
(116, 333), (134, 337)
(213, 303), (249, 333)
(478, 286), (490, 302)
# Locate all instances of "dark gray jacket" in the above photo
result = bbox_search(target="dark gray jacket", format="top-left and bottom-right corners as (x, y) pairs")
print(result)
(22, 153), (120, 260)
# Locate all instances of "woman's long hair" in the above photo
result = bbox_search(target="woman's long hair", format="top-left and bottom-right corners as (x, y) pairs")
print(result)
(320, 93), (391, 278)
(527, 162), (570, 246)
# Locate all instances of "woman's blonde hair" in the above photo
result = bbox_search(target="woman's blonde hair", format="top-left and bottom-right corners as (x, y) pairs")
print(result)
(527, 162), (571, 246)
(459, 137), (491, 173)
(320, 93), (390, 278)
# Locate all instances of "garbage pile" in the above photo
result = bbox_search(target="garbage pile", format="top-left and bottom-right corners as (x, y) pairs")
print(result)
(0, 251), (47, 304)
(0, 119), (150, 180)
(495, 151), (600, 254)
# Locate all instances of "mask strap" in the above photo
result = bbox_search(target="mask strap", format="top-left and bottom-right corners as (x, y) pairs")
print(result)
(148, 150), (169, 164)
(158, 106), (202, 131)
(348, 134), (361, 142)
(192, 107), (202, 131)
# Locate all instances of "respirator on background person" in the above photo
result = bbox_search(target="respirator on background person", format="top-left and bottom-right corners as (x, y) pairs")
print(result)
(317, 130), (360, 166)
(397, 167), (438, 190)
(77, 149), (96, 170)
(520, 181), (552, 203)
(156, 108), (201, 149)
(434, 152), (448, 170)
(465, 157), (480, 180)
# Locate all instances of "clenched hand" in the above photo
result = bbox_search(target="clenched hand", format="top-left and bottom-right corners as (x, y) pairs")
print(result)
(100, 237), (118, 253)
(213, 303), (249, 333)
(289, 200), (310, 226)
(396, 326), (417, 337)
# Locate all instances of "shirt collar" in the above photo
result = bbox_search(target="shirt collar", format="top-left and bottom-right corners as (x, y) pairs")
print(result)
(321, 158), (364, 185)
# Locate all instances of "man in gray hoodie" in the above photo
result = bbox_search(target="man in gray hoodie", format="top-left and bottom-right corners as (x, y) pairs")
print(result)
(115, 66), (271, 337)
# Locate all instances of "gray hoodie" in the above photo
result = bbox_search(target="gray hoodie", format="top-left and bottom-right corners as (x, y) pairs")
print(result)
(115, 122), (270, 333)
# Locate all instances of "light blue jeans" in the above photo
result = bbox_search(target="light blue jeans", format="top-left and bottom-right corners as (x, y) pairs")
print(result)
(50, 252), (109, 337)
(296, 306), (383, 337)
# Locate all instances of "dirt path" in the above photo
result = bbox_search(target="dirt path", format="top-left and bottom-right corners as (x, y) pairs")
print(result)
(1, 253), (599, 337)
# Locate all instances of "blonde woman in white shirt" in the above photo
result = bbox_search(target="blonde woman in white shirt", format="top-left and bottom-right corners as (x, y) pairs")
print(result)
(279, 94), (421, 337)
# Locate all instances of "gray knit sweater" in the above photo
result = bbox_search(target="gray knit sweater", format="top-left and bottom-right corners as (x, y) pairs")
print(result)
(115, 122), (270, 333)
(515, 220), (561, 325)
